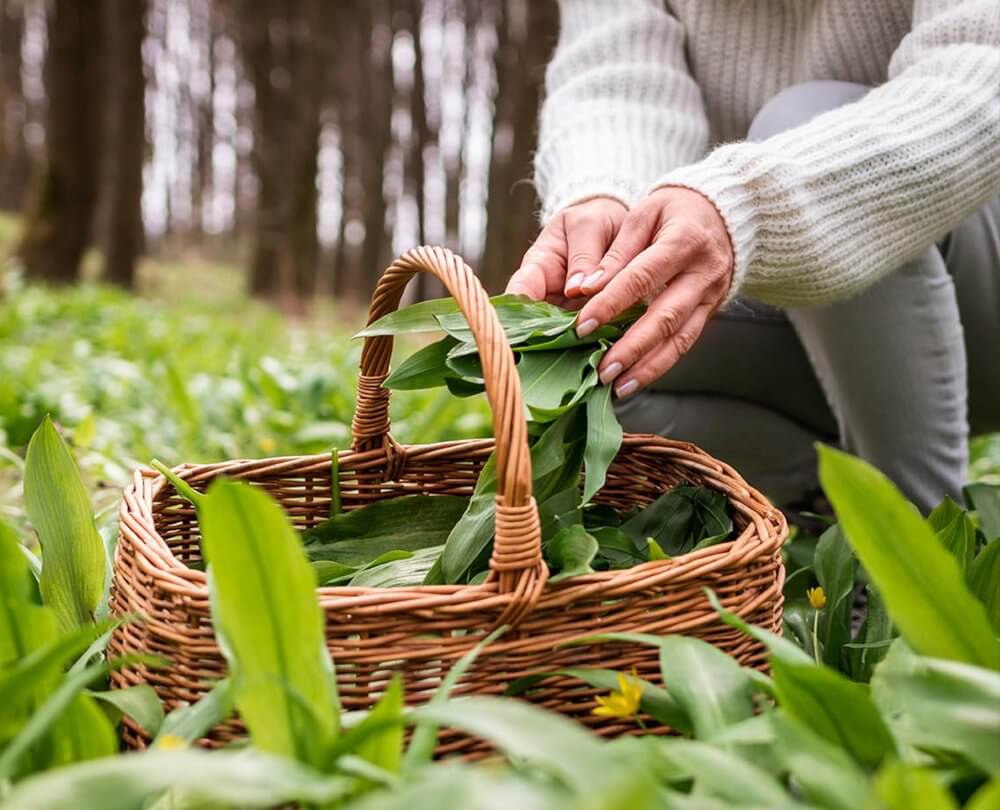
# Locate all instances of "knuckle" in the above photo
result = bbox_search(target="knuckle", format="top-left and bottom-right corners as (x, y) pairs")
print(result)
(655, 307), (683, 339)
(623, 264), (659, 301)
(673, 327), (699, 356)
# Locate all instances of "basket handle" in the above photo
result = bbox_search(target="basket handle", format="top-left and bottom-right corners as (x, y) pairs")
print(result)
(351, 245), (546, 623)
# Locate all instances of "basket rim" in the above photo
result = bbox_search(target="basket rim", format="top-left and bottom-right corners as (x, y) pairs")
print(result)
(116, 432), (787, 608)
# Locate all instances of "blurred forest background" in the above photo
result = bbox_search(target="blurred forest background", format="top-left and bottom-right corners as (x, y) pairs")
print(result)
(0, 0), (557, 303)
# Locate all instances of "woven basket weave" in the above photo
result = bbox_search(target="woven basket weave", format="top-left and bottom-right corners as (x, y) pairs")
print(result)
(108, 245), (786, 755)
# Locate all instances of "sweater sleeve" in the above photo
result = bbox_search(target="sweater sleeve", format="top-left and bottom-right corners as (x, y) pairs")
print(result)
(534, 0), (709, 223)
(654, 0), (1000, 307)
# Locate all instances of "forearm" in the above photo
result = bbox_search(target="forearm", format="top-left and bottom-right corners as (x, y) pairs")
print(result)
(535, 0), (709, 222)
(653, 0), (1000, 307)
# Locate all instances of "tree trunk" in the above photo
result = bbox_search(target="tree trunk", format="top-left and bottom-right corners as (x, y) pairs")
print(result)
(479, 0), (557, 293)
(100, 0), (147, 288)
(0, 0), (30, 212)
(357, 0), (393, 299)
(239, 0), (323, 301)
(17, 0), (103, 284)
(404, 0), (429, 299)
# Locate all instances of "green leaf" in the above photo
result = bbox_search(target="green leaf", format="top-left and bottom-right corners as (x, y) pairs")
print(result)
(966, 483), (1000, 541)
(770, 658), (895, 768)
(513, 325), (619, 352)
(848, 585), (893, 682)
(0, 654), (145, 780)
(384, 337), (459, 390)
(928, 495), (966, 533)
(654, 739), (791, 807)
(154, 678), (233, 747)
(817, 445), (1000, 671)
(89, 684), (164, 737)
(538, 486), (583, 542)
(351, 674), (404, 788)
(969, 539), (1000, 633)
(24, 416), (105, 631)
(409, 697), (657, 799)
(592, 526), (647, 570)
(507, 667), (691, 734)
(704, 588), (814, 665)
(872, 645), (1000, 775)
(872, 762), (959, 810)
(967, 778), (1000, 810)
(582, 384), (622, 504)
(403, 626), (508, 770)
(302, 495), (469, 566)
(581, 633), (754, 738)
(517, 349), (592, 415)
(546, 525), (598, 582)
(934, 510), (977, 573)
(0, 749), (352, 810)
(621, 486), (732, 558)
(356, 297), (466, 336)
(813, 524), (857, 669)
(200, 479), (339, 766)
(348, 546), (442, 587)
(768, 710), (870, 810)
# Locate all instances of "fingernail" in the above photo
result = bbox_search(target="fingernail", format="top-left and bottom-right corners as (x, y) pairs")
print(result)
(616, 379), (639, 398)
(567, 273), (585, 290)
(576, 318), (599, 338)
(581, 270), (604, 290)
(600, 361), (623, 385)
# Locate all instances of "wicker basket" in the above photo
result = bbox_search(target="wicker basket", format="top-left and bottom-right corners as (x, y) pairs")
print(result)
(108, 245), (786, 755)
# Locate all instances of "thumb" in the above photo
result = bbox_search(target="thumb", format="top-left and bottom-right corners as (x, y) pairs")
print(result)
(505, 262), (548, 301)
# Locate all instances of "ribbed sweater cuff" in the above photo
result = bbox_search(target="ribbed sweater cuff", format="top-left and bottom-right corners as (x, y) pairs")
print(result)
(651, 161), (759, 302)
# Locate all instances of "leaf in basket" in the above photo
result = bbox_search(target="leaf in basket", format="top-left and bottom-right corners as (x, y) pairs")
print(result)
(592, 526), (647, 570)
(383, 336), (459, 390)
(311, 551), (414, 587)
(621, 486), (732, 558)
(545, 525), (598, 582)
(200, 480), (339, 766)
(444, 349), (484, 383)
(301, 495), (470, 566)
(440, 409), (583, 584)
(444, 376), (485, 398)
(355, 297), (465, 337)
(24, 416), (106, 632)
(348, 546), (443, 587)
(513, 325), (619, 352)
(582, 384), (623, 504)
(538, 487), (583, 541)
(517, 349), (593, 415)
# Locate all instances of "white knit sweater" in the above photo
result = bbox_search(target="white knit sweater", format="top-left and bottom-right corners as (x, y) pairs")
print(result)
(534, 0), (1000, 306)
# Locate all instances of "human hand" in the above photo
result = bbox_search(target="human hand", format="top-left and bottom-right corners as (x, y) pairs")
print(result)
(505, 197), (628, 306)
(574, 187), (734, 397)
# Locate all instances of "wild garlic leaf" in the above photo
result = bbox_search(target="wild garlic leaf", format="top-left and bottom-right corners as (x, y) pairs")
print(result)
(582, 384), (623, 504)
(384, 337), (459, 390)
(517, 349), (592, 416)
(302, 495), (470, 566)
(348, 546), (443, 587)
(23, 416), (106, 632)
(546, 525), (598, 582)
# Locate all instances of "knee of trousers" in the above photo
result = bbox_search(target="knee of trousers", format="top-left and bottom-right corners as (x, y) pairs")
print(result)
(748, 81), (870, 142)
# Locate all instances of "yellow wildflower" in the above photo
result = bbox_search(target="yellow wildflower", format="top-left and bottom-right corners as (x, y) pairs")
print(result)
(592, 668), (644, 720)
(807, 586), (826, 610)
(155, 734), (186, 751)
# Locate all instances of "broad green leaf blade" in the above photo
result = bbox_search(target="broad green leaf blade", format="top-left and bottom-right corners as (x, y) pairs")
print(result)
(581, 632), (754, 738)
(409, 697), (658, 801)
(872, 762), (960, 810)
(704, 589), (813, 665)
(89, 684), (164, 737)
(24, 416), (105, 631)
(768, 710), (870, 810)
(351, 674), (404, 786)
(384, 336), (458, 390)
(934, 511), (977, 573)
(654, 739), (790, 807)
(848, 585), (893, 683)
(582, 385), (622, 504)
(967, 778), (1000, 810)
(817, 445), (1000, 670)
(200, 480), (339, 766)
(303, 495), (468, 566)
(154, 678), (233, 747)
(1, 749), (352, 810)
(813, 524), (857, 669)
(356, 297), (463, 336)
(546, 525), (598, 582)
(969, 538), (1000, 633)
(0, 654), (144, 780)
(517, 349), (592, 415)
(770, 658), (895, 768)
(403, 626), (508, 770)
(872, 646), (1000, 775)
(347, 546), (441, 587)
(966, 483), (1000, 541)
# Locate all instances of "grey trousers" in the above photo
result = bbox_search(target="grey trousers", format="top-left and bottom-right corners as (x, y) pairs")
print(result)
(617, 81), (1000, 512)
